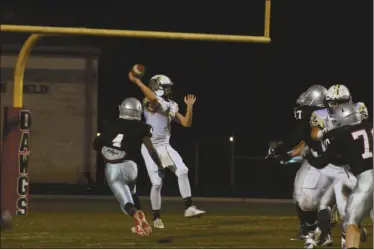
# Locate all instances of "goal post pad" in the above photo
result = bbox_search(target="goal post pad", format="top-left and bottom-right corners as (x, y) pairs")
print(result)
(1, 107), (31, 216)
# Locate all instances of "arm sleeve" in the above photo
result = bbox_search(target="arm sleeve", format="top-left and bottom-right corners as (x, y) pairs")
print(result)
(307, 135), (343, 169)
(144, 124), (153, 137)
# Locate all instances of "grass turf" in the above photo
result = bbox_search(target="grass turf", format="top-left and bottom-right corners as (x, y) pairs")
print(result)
(1, 197), (372, 248)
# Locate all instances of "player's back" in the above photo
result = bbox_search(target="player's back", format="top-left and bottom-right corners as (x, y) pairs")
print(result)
(339, 120), (373, 176)
(96, 119), (151, 162)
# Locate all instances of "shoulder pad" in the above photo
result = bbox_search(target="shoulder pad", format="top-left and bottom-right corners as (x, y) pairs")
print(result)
(310, 110), (326, 129)
(356, 102), (369, 119)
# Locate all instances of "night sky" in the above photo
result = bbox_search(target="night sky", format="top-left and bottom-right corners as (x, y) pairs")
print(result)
(2, 1), (372, 196)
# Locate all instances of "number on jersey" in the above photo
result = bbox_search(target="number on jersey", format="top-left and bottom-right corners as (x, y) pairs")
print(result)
(112, 134), (124, 148)
(294, 110), (302, 120)
(351, 129), (373, 159)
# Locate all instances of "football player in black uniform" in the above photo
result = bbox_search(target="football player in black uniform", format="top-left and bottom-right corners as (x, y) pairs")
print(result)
(268, 85), (331, 240)
(93, 97), (165, 236)
(307, 103), (373, 249)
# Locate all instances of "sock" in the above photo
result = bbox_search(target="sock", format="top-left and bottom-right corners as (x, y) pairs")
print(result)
(296, 203), (317, 233)
(183, 197), (193, 209)
(124, 203), (137, 217)
(318, 209), (331, 239)
(132, 194), (141, 210)
(152, 210), (161, 220)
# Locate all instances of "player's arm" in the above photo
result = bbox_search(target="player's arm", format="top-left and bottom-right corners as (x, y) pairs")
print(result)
(93, 133), (104, 151)
(128, 71), (159, 110)
(142, 136), (164, 170)
(174, 95), (196, 128)
(273, 121), (309, 155)
(307, 136), (342, 169)
(289, 141), (306, 157)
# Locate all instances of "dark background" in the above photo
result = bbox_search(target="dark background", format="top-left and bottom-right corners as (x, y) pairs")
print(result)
(1, 1), (372, 198)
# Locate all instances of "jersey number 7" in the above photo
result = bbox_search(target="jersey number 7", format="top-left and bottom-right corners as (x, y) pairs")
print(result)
(351, 128), (373, 159)
(112, 134), (124, 148)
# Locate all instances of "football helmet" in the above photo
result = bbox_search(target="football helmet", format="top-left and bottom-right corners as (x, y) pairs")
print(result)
(118, 97), (143, 120)
(325, 84), (352, 110)
(149, 74), (173, 98)
(297, 85), (327, 107)
(331, 103), (362, 128)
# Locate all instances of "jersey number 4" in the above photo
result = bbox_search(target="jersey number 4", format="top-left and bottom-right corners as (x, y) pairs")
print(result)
(112, 134), (124, 148)
(351, 129), (373, 159)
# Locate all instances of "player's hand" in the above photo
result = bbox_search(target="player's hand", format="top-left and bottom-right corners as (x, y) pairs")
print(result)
(184, 95), (196, 106)
(157, 168), (165, 179)
(128, 71), (140, 84)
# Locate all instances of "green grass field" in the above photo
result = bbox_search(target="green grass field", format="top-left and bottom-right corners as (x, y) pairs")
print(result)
(1, 196), (372, 248)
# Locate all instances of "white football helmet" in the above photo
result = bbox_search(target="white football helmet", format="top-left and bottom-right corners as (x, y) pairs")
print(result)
(149, 74), (173, 98)
(325, 84), (352, 109)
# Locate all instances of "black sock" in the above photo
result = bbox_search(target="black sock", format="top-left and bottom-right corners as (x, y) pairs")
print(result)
(183, 197), (192, 209)
(124, 203), (137, 217)
(132, 194), (141, 210)
(296, 203), (317, 233)
(295, 203), (305, 227)
(317, 209), (331, 238)
(152, 210), (161, 220)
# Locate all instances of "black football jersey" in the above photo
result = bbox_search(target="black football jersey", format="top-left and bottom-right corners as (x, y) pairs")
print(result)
(308, 120), (373, 176)
(93, 119), (152, 162)
(274, 105), (323, 155)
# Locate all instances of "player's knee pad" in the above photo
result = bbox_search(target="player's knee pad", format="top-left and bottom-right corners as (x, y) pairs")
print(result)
(175, 166), (189, 177)
(151, 182), (162, 191)
(298, 194), (318, 211)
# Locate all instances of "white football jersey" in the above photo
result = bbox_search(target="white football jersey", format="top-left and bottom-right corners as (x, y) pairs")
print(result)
(143, 96), (179, 145)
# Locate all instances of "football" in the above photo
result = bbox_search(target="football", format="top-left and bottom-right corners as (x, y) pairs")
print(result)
(131, 64), (145, 79)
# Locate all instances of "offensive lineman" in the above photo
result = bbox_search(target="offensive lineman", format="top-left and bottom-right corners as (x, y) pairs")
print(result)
(93, 97), (165, 236)
(308, 84), (368, 246)
(307, 103), (373, 249)
(129, 69), (205, 229)
(268, 85), (330, 240)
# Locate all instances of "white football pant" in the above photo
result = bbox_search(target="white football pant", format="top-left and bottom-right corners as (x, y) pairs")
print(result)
(141, 144), (191, 210)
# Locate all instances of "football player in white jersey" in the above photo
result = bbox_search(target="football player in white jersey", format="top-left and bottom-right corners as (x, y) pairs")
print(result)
(308, 84), (368, 247)
(129, 70), (205, 229)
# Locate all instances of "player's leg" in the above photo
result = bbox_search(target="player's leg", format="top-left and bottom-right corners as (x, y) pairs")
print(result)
(344, 170), (373, 249)
(166, 145), (205, 218)
(297, 167), (332, 248)
(141, 144), (164, 228)
(316, 182), (335, 246)
(292, 161), (318, 240)
(105, 161), (151, 236)
(130, 184), (141, 210)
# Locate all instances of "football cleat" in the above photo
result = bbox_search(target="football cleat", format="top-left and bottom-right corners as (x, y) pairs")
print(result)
(153, 218), (165, 229)
(184, 206), (205, 218)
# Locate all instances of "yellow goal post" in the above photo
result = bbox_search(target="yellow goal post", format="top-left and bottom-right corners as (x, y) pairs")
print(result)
(0, 0), (271, 108)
